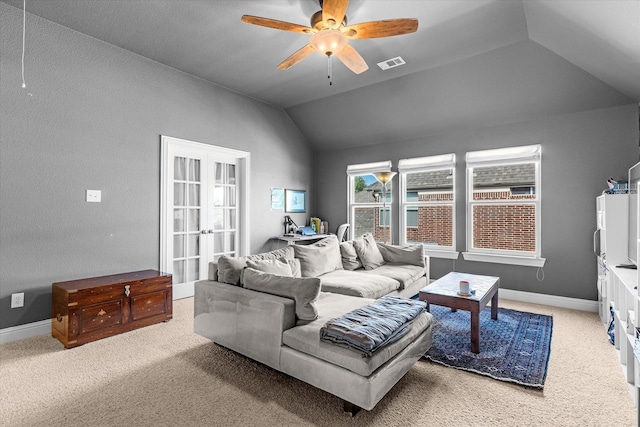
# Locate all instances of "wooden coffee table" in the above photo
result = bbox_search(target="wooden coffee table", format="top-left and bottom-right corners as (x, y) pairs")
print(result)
(419, 272), (500, 354)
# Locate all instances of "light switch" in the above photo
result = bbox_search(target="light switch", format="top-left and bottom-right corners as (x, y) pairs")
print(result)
(86, 189), (101, 203)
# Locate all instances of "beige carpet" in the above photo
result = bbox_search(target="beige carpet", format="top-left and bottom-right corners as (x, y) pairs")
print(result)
(0, 297), (635, 426)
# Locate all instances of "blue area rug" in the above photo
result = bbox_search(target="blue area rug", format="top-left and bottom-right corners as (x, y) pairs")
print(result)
(424, 305), (553, 389)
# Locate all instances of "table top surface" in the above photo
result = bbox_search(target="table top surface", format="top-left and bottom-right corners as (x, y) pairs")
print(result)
(420, 271), (500, 300)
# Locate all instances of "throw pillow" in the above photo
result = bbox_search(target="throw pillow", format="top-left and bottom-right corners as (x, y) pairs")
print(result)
(353, 233), (386, 270)
(245, 246), (295, 262)
(242, 268), (321, 323)
(287, 258), (302, 278)
(293, 235), (343, 277)
(340, 241), (362, 270)
(216, 246), (295, 286)
(377, 243), (425, 267)
(246, 258), (293, 276)
(216, 256), (247, 286)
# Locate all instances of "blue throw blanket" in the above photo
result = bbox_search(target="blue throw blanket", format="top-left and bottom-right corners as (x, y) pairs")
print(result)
(320, 295), (427, 357)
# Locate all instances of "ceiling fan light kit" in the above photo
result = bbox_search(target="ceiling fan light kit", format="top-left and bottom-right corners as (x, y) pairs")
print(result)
(310, 30), (348, 57)
(241, 0), (418, 82)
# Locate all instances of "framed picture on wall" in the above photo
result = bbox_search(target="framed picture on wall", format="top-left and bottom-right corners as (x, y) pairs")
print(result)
(285, 189), (306, 213)
(271, 188), (284, 210)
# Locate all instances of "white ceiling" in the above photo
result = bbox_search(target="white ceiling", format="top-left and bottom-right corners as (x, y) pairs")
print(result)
(3, 0), (639, 150)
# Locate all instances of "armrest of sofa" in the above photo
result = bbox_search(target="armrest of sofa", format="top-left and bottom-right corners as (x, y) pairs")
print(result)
(194, 279), (296, 370)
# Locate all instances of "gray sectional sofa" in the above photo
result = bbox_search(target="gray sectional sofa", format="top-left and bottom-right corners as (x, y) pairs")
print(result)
(194, 233), (433, 412)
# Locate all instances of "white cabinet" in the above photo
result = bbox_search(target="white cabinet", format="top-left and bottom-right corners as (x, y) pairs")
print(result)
(595, 194), (629, 324)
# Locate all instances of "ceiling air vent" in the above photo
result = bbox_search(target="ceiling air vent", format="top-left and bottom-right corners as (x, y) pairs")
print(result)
(377, 56), (406, 70)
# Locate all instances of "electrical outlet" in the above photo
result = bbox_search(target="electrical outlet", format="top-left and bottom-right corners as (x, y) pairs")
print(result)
(86, 189), (101, 203)
(11, 292), (24, 308)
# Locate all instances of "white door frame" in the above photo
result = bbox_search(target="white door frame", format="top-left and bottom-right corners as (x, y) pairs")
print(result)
(160, 135), (251, 299)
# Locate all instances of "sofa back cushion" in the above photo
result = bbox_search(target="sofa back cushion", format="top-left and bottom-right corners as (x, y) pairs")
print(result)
(217, 246), (295, 286)
(243, 268), (321, 324)
(353, 233), (386, 270)
(293, 235), (343, 277)
(377, 243), (425, 267)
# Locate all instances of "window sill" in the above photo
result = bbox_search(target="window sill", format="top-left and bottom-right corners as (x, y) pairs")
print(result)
(423, 249), (459, 260)
(462, 252), (546, 267)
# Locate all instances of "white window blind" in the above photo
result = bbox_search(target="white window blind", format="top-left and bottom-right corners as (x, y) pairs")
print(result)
(398, 153), (456, 173)
(466, 144), (541, 167)
(346, 160), (392, 176)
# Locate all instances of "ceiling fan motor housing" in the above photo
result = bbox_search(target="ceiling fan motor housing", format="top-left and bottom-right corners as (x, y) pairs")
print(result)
(310, 10), (347, 31)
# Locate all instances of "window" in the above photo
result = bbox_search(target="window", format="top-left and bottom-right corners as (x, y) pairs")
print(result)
(463, 144), (545, 267)
(398, 154), (457, 259)
(347, 161), (394, 242)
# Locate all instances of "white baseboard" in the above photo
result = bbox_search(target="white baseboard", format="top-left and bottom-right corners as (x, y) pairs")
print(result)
(499, 288), (598, 312)
(0, 319), (51, 345)
(0, 288), (596, 345)
(0, 288), (195, 346)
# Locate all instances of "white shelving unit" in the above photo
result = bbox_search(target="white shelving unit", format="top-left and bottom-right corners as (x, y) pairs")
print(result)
(596, 193), (640, 418)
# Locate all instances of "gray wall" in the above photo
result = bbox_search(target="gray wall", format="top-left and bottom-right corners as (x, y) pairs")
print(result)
(0, 4), (314, 329)
(315, 104), (639, 301)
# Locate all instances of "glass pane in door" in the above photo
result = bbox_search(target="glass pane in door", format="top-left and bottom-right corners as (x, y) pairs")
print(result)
(210, 162), (237, 259)
(172, 156), (202, 285)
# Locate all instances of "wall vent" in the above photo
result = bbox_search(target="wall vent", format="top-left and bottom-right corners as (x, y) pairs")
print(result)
(377, 56), (406, 70)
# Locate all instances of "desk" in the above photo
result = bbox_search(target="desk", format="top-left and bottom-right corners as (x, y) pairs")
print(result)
(275, 234), (329, 245)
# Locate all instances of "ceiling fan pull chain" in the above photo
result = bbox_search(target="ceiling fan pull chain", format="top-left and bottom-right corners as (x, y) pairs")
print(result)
(328, 55), (333, 86)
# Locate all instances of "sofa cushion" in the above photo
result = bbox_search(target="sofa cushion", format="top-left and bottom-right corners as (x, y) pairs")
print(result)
(317, 270), (399, 299)
(282, 292), (433, 377)
(246, 258), (294, 277)
(242, 268), (321, 324)
(377, 243), (425, 267)
(339, 241), (362, 271)
(293, 235), (343, 277)
(353, 233), (385, 270)
(217, 246), (295, 286)
(363, 263), (426, 290)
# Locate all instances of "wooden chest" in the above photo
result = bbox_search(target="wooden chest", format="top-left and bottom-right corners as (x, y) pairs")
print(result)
(52, 270), (172, 348)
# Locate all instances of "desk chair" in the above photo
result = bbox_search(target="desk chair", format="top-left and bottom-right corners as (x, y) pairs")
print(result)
(336, 223), (349, 242)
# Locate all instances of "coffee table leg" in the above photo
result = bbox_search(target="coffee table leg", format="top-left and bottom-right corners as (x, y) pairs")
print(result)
(471, 310), (480, 354)
(491, 290), (499, 320)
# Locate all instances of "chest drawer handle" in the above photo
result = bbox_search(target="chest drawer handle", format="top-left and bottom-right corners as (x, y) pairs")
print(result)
(56, 313), (63, 323)
(124, 285), (130, 297)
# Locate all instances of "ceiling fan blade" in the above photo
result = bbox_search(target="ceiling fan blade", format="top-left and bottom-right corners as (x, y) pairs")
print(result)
(277, 44), (316, 70)
(241, 15), (312, 34)
(322, 0), (349, 28)
(343, 19), (418, 39)
(335, 44), (368, 74)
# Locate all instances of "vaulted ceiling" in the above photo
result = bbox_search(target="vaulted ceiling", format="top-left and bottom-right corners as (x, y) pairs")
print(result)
(3, 0), (639, 151)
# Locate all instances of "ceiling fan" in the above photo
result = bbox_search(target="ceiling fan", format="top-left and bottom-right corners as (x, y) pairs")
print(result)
(241, 0), (418, 76)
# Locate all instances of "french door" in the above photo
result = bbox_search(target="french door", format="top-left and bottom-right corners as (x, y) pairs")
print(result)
(160, 136), (250, 299)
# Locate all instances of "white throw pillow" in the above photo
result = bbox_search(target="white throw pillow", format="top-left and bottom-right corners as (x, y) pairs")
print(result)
(293, 235), (343, 277)
(245, 258), (293, 276)
(340, 241), (362, 270)
(353, 233), (385, 270)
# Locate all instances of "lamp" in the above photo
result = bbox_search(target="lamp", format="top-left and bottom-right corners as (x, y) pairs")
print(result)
(309, 29), (349, 86)
(284, 215), (298, 235)
(374, 171), (397, 244)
